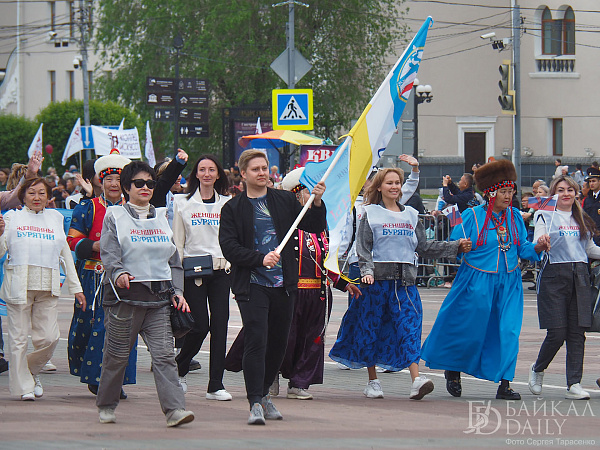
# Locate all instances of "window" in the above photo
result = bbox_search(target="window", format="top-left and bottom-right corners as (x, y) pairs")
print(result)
(68, 71), (75, 100)
(69, 1), (75, 38)
(49, 1), (56, 31)
(49, 71), (56, 102)
(552, 119), (563, 156)
(563, 7), (575, 55)
(541, 6), (575, 56)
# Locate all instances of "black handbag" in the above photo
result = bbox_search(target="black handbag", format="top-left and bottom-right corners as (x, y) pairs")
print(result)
(183, 255), (214, 278)
(170, 305), (195, 339)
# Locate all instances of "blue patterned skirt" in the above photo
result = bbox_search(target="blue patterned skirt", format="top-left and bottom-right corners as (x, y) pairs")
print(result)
(329, 281), (422, 371)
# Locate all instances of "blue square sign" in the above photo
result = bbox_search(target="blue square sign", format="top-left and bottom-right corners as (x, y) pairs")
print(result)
(272, 89), (313, 130)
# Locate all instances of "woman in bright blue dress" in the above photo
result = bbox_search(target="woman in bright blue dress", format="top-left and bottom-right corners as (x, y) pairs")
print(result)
(421, 159), (549, 400)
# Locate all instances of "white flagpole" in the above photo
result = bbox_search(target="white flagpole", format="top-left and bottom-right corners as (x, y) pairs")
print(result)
(274, 136), (352, 255)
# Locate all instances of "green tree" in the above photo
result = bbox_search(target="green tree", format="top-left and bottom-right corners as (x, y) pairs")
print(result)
(0, 114), (38, 167)
(36, 100), (144, 171)
(93, 0), (406, 157)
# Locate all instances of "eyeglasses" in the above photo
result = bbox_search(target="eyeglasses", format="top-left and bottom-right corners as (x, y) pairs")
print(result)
(131, 179), (156, 189)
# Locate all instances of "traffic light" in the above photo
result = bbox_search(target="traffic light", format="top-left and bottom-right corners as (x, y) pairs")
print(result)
(498, 60), (515, 115)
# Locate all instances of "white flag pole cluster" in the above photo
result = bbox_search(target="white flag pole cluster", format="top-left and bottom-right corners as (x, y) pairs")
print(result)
(27, 123), (43, 157)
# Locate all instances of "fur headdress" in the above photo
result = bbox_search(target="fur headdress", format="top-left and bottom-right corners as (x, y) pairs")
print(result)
(474, 159), (517, 194)
(473, 159), (519, 248)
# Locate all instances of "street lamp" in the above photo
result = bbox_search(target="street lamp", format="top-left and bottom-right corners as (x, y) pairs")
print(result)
(173, 34), (184, 156)
(413, 79), (433, 159)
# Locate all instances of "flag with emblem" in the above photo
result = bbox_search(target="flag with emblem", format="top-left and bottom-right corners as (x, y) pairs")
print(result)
(299, 17), (434, 273)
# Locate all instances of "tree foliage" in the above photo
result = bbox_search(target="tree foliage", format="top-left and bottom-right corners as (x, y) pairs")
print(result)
(93, 0), (407, 157)
(0, 114), (38, 168)
(35, 100), (144, 171)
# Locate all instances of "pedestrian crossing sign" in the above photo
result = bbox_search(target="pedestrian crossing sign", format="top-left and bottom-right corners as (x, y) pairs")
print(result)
(272, 89), (313, 130)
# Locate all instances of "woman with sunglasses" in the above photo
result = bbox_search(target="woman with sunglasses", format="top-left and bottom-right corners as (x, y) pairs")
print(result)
(172, 154), (232, 400)
(67, 150), (136, 399)
(96, 161), (193, 427)
(529, 175), (600, 400)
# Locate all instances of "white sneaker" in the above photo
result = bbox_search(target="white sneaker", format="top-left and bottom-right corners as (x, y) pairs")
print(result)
(41, 361), (57, 372)
(206, 389), (232, 401)
(363, 379), (384, 399)
(178, 376), (188, 394)
(99, 408), (116, 424)
(566, 383), (590, 400)
(21, 392), (35, 401)
(287, 387), (313, 400)
(33, 375), (43, 398)
(528, 363), (544, 395)
(409, 376), (434, 400)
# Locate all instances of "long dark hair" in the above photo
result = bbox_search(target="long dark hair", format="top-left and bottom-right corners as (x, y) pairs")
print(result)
(549, 175), (598, 240)
(185, 154), (229, 199)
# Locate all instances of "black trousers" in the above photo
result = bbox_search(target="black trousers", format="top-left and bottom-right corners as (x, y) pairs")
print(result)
(176, 270), (231, 393)
(534, 285), (586, 387)
(238, 284), (295, 406)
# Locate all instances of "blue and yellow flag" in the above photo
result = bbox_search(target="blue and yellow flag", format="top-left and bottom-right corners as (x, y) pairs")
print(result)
(300, 17), (434, 273)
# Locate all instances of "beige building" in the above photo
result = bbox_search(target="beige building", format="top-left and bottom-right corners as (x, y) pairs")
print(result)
(387, 0), (598, 187)
(0, 1), (107, 118)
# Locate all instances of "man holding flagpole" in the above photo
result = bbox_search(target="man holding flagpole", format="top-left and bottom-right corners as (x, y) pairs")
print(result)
(219, 149), (326, 425)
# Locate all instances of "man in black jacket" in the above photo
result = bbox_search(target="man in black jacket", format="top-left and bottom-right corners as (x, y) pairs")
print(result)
(219, 149), (326, 425)
(583, 167), (600, 245)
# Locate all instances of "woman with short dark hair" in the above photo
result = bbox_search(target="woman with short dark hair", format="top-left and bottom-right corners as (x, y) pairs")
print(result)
(1, 177), (85, 400)
(96, 161), (194, 427)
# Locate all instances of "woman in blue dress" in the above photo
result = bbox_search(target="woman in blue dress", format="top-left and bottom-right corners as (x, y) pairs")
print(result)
(329, 168), (471, 400)
(421, 159), (549, 400)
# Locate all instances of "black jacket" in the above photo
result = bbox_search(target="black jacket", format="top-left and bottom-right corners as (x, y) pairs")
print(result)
(219, 188), (327, 301)
(151, 158), (186, 207)
(442, 183), (475, 213)
(583, 191), (600, 245)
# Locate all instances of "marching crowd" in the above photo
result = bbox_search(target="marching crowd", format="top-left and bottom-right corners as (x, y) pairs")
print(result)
(0, 148), (598, 428)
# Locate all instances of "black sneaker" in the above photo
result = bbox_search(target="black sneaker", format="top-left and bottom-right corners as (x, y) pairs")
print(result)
(496, 384), (521, 400)
(444, 370), (462, 397)
(0, 357), (8, 374)
(189, 360), (202, 371)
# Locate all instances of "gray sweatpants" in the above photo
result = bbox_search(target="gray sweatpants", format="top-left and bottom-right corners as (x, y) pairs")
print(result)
(96, 302), (184, 414)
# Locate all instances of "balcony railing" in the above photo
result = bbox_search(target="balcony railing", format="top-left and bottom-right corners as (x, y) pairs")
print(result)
(536, 56), (575, 73)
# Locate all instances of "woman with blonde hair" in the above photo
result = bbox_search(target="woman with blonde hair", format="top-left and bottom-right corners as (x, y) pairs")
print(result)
(330, 168), (471, 399)
(529, 175), (600, 399)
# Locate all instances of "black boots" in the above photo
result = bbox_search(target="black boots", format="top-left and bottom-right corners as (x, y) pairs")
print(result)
(445, 370), (462, 397)
(496, 380), (521, 400)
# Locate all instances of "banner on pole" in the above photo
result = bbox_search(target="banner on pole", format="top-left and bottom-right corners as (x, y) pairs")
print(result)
(91, 126), (142, 159)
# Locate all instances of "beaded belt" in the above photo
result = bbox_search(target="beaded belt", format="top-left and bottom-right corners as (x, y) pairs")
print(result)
(298, 278), (320, 289)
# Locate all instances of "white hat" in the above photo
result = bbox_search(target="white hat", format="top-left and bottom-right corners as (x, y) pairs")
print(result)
(94, 149), (131, 180)
(281, 167), (306, 192)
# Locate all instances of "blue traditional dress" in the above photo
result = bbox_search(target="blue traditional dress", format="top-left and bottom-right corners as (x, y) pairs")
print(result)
(67, 196), (137, 386)
(420, 204), (541, 382)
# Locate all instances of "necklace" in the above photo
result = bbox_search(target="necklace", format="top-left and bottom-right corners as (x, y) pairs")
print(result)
(490, 210), (511, 252)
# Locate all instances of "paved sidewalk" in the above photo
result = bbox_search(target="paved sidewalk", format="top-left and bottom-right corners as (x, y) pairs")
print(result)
(0, 283), (599, 449)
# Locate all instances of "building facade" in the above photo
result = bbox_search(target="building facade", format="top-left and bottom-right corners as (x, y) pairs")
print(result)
(0, 1), (107, 118)
(385, 0), (598, 188)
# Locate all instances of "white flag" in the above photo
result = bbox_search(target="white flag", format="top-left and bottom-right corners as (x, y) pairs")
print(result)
(255, 117), (262, 134)
(145, 121), (156, 167)
(91, 125), (142, 159)
(27, 123), (43, 157)
(62, 118), (84, 165)
(118, 118), (125, 130)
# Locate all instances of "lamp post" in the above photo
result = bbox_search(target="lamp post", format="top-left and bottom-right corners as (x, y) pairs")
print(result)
(413, 79), (433, 160)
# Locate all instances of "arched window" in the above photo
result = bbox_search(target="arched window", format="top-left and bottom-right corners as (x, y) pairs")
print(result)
(563, 7), (575, 55)
(541, 6), (576, 56)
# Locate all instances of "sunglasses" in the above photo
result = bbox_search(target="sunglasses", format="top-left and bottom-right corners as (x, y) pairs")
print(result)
(131, 179), (156, 189)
